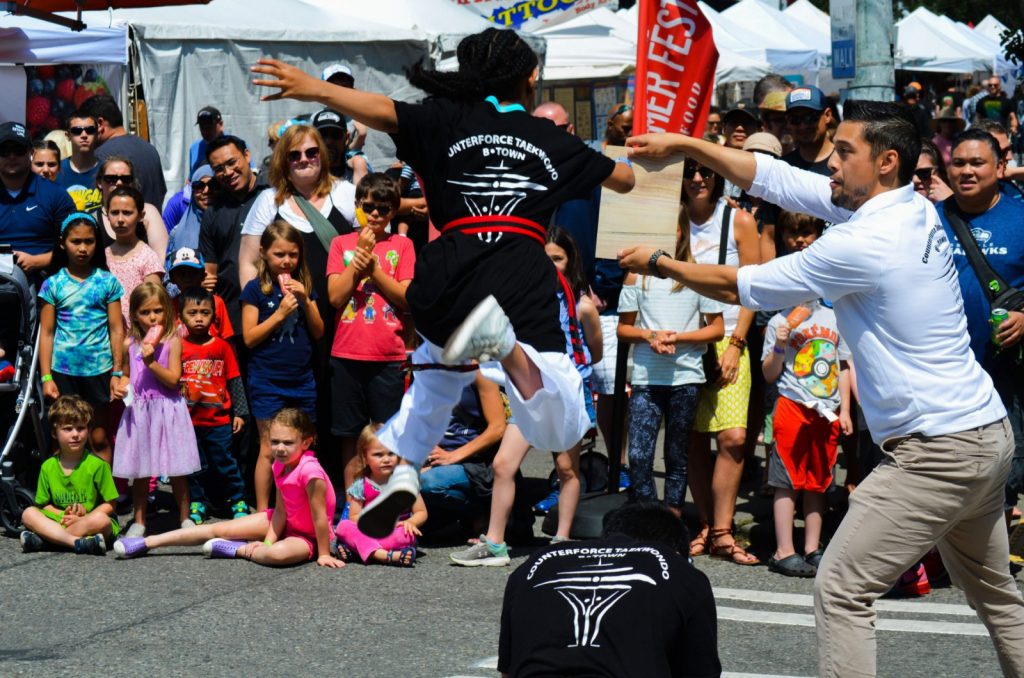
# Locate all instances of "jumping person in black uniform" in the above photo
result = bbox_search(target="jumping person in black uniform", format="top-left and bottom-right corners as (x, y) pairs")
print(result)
(254, 29), (635, 536)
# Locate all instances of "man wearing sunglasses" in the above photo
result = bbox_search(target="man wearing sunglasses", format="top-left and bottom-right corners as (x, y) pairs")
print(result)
(781, 86), (834, 177)
(56, 111), (102, 212)
(620, 99), (1024, 677)
(0, 121), (75, 279)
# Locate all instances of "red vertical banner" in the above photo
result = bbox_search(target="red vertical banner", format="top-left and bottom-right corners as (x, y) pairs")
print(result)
(633, 0), (719, 138)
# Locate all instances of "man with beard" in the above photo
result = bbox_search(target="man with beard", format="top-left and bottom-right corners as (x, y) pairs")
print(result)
(620, 99), (1024, 678)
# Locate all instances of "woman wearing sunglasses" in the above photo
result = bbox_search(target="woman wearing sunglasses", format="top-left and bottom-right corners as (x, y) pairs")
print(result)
(912, 139), (953, 204)
(167, 164), (218, 255)
(90, 155), (168, 258)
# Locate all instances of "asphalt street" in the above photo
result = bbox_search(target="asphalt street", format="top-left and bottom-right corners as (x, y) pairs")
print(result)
(0, 443), (1016, 678)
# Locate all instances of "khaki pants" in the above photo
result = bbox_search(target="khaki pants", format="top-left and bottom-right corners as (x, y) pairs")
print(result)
(814, 418), (1024, 677)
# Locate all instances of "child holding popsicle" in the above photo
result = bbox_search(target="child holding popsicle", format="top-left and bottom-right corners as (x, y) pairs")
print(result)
(241, 220), (324, 511)
(113, 282), (200, 537)
(326, 173), (415, 492)
(761, 211), (852, 578)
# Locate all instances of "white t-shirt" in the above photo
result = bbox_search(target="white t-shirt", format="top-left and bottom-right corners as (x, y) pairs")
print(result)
(739, 154), (1005, 443)
(763, 301), (850, 419)
(690, 198), (741, 334)
(241, 179), (356, 237)
(618, 276), (727, 386)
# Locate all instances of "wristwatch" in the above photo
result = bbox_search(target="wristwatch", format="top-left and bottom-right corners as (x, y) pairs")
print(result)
(648, 249), (670, 278)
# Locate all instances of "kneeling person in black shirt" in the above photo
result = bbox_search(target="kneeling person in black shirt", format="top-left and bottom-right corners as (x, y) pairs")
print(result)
(499, 503), (721, 678)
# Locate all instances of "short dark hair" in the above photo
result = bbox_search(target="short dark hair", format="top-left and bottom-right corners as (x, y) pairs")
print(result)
(206, 134), (247, 160)
(841, 99), (920, 186)
(32, 139), (61, 161)
(65, 110), (96, 128)
(951, 128), (1003, 163)
(972, 119), (1009, 139)
(355, 172), (401, 210)
(601, 502), (689, 556)
(753, 73), (793, 107)
(79, 94), (124, 128)
(178, 287), (214, 315)
(777, 210), (825, 237)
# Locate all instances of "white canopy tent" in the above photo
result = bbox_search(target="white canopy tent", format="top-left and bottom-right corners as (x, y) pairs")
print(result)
(0, 11), (128, 137)
(74, 0), (439, 191)
(975, 15), (1009, 45)
(719, 0), (824, 72)
(535, 8), (637, 82)
(783, 0), (830, 38)
(896, 7), (1006, 75)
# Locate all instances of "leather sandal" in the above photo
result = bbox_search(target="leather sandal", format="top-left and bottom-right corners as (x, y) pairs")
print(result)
(689, 524), (710, 557)
(709, 528), (760, 566)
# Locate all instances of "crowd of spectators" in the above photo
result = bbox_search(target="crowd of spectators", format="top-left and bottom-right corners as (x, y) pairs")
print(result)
(3, 65), (1024, 598)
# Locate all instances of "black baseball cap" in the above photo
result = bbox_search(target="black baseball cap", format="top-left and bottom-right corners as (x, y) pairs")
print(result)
(312, 108), (348, 132)
(723, 100), (759, 127)
(0, 122), (31, 148)
(196, 106), (222, 124)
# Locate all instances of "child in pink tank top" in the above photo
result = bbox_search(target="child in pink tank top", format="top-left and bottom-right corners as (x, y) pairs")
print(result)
(336, 424), (427, 567)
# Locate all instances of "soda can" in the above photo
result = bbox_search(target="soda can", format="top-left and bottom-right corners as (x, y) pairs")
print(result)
(991, 308), (1010, 345)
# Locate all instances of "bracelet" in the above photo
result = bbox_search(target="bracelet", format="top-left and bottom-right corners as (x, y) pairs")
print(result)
(41, 374), (53, 383)
(615, 156), (633, 167)
(263, 539), (272, 546)
(728, 335), (747, 350)
(111, 371), (124, 378)
(773, 346), (785, 355)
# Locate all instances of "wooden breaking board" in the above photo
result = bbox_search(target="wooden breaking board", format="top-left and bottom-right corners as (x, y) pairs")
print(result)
(595, 145), (684, 260)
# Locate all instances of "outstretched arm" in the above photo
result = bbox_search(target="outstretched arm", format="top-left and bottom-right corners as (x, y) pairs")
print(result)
(618, 247), (740, 305)
(252, 59), (399, 133)
(627, 132), (757, 191)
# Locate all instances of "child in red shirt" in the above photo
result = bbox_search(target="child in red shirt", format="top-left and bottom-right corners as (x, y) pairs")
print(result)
(326, 173), (416, 491)
(178, 287), (250, 524)
(167, 247), (234, 339)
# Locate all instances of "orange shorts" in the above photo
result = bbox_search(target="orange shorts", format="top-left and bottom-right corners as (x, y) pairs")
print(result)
(769, 395), (840, 492)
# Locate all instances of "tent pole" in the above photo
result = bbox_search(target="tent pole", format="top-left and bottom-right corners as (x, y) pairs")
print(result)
(4, 2), (86, 31)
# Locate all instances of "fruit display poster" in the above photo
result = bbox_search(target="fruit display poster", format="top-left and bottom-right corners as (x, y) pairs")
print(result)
(23, 63), (124, 142)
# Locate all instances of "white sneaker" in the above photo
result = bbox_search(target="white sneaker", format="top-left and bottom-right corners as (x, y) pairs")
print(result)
(357, 464), (420, 539)
(441, 295), (516, 365)
(180, 519), (196, 529)
(125, 523), (146, 538)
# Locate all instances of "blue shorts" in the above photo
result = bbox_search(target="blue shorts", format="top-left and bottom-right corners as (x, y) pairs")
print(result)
(248, 375), (317, 422)
(582, 375), (597, 427)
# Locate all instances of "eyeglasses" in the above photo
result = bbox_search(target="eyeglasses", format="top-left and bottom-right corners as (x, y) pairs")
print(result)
(69, 126), (98, 136)
(786, 111), (823, 126)
(212, 157), (241, 175)
(684, 162), (708, 180)
(0, 144), (27, 158)
(192, 180), (216, 193)
(101, 174), (133, 185)
(359, 202), (393, 216)
(287, 147), (320, 163)
(913, 167), (934, 182)
(988, 83), (1000, 89)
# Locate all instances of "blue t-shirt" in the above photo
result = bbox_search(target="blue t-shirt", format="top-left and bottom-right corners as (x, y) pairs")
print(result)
(939, 196), (1024, 366)
(39, 268), (123, 377)
(239, 278), (317, 389)
(56, 159), (102, 212)
(0, 173), (76, 255)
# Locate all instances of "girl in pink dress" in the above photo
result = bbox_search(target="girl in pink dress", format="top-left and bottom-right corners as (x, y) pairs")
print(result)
(335, 424), (427, 567)
(113, 282), (199, 536)
(114, 408), (345, 569)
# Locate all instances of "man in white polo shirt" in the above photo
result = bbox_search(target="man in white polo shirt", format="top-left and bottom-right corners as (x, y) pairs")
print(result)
(618, 99), (1024, 678)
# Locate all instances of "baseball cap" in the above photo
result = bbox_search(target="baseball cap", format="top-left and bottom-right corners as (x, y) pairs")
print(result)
(786, 86), (827, 112)
(902, 86), (920, 99)
(0, 122), (31, 148)
(322, 64), (354, 84)
(168, 247), (205, 271)
(196, 106), (222, 125)
(743, 132), (782, 157)
(724, 100), (759, 126)
(311, 108), (348, 132)
(759, 91), (788, 112)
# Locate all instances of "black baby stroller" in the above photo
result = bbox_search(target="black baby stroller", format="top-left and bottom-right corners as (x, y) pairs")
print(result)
(0, 246), (48, 536)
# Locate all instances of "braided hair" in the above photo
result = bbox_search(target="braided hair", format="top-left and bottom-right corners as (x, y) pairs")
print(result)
(407, 28), (538, 102)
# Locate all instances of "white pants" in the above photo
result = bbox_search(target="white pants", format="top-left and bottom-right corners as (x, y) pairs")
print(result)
(377, 339), (589, 465)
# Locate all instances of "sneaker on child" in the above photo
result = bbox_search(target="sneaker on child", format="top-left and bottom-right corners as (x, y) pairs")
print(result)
(450, 536), (511, 567)
(20, 530), (43, 553)
(533, 488), (560, 515)
(230, 500), (250, 520)
(203, 538), (246, 559)
(125, 523), (146, 538)
(113, 537), (149, 559)
(189, 501), (208, 525)
(74, 534), (106, 556)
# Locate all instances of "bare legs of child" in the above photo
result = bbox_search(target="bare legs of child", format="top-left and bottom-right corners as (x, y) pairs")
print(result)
(253, 419), (273, 512)
(770, 488), (825, 578)
(21, 506), (113, 554)
(114, 511), (311, 567)
(361, 297), (589, 539)
(128, 476), (191, 535)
